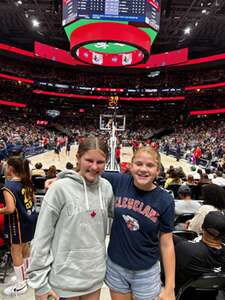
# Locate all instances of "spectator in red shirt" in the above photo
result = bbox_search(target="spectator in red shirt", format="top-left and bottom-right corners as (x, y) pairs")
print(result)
(194, 146), (202, 165)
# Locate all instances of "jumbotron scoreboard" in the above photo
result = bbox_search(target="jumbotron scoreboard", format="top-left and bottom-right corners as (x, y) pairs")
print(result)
(63, 0), (160, 31)
(62, 0), (161, 67)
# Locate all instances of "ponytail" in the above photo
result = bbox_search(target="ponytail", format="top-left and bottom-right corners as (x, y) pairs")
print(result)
(7, 157), (34, 201)
(21, 159), (34, 200)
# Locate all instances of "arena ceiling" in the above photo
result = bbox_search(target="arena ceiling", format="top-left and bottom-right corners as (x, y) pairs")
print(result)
(0, 0), (225, 59)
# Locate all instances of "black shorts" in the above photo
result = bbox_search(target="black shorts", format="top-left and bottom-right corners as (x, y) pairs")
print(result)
(5, 212), (37, 244)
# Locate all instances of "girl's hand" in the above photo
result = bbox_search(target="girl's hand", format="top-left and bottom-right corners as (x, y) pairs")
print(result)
(155, 287), (175, 300)
(35, 290), (59, 300)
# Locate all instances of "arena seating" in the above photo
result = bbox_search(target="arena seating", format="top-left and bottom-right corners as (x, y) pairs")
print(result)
(32, 177), (46, 195)
(173, 230), (198, 241)
(176, 272), (225, 300)
(174, 213), (195, 227)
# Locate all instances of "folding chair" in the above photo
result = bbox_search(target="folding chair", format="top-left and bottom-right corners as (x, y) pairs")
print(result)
(35, 194), (45, 214)
(174, 213), (195, 226)
(32, 176), (46, 195)
(173, 230), (198, 241)
(176, 272), (225, 300)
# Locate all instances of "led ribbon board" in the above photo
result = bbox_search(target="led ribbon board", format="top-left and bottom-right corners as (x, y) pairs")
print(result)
(63, 0), (160, 67)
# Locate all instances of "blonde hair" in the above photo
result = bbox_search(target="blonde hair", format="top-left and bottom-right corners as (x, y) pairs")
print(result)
(132, 146), (161, 168)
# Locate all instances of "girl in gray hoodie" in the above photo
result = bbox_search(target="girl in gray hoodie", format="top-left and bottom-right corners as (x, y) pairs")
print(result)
(28, 137), (114, 300)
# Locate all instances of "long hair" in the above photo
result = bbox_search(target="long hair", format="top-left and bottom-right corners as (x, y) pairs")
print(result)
(7, 157), (34, 200)
(47, 165), (57, 179)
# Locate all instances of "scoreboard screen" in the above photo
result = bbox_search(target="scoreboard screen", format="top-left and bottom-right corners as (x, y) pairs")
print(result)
(62, 0), (161, 31)
(146, 0), (160, 31)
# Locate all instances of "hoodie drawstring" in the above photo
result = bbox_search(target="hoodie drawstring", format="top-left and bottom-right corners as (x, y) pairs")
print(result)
(82, 177), (104, 211)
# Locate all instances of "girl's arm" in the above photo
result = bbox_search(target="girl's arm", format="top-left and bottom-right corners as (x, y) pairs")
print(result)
(158, 232), (175, 300)
(0, 190), (16, 214)
(27, 182), (63, 297)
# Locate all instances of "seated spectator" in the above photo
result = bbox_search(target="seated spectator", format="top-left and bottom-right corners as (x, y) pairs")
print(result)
(185, 174), (195, 185)
(164, 168), (183, 189)
(165, 165), (175, 178)
(174, 211), (225, 291)
(44, 165), (57, 192)
(205, 168), (214, 180)
(188, 184), (225, 234)
(193, 172), (201, 184)
(197, 173), (211, 186)
(46, 165), (57, 179)
(32, 162), (46, 177)
(175, 185), (201, 216)
(212, 170), (225, 187)
(176, 166), (186, 181)
(65, 162), (74, 170)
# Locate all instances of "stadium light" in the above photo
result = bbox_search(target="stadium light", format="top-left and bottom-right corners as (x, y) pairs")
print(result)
(184, 27), (191, 35)
(32, 19), (40, 27)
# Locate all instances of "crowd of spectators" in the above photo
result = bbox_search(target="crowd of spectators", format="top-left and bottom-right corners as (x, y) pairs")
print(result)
(0, 113), (55, 148)
(0, 110), (224, 166)
(1, 46), (225, 300)
(1, 55), (225, 89)
(160, 119), (225, 170)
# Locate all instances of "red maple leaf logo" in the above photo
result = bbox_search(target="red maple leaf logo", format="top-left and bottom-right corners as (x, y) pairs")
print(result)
(90, 211), (96, 218)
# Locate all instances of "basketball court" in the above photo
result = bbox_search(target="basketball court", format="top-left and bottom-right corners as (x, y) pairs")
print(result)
(29, 145), (193, 175)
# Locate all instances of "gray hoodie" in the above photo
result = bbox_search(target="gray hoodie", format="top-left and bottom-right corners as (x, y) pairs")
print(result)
(28, 170), (114, 298)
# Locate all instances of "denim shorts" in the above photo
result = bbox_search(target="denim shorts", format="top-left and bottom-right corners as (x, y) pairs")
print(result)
(105, 257), (161, 300)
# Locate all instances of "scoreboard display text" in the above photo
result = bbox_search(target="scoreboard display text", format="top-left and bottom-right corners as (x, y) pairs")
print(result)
(62, 0), (160, 31)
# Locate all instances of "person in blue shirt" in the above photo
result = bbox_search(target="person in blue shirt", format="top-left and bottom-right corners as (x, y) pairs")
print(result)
(0, 156), (37, 296)
(103, 146), (175, 300)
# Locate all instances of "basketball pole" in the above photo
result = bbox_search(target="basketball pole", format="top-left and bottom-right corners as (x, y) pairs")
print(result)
(108, 96), (120, 171)
(109, 120), (117, 170)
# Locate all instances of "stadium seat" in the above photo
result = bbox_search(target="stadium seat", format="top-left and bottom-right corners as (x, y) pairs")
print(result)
(167, 184), (181, 198)
(173, 230), (198, 240)
(32, 176), (46, 195)
(35, 195), (45, 214)
(174, 213), (195, 226)
(176, 272), (225, 300)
